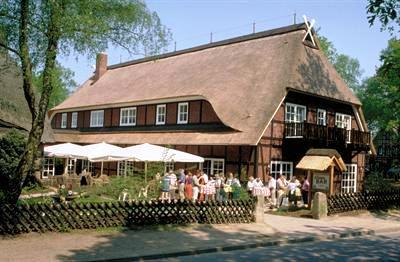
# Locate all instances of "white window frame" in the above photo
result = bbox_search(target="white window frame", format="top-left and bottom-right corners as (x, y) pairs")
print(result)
(120, 107), (137, 126)
(270, 161), (293, 180)
(317, 109), (326, 126)
(41, 157), (55, 179)
(342, 164), (357, 193)
(117, 160), (135, 176)
(202, 158), (225, 176)
(165, 162), (175, 173)
(285, 103), (306, 138)
(71, 112), (78, 128)
(82, 160), (93, 173)
(335, 113), (352, 143)
(66, 158), (76, 175)
(156, 104), (166, 125)
(61, 113), (67, 129)
(177, 102), (189, 124)
(90, 110), (104, 127)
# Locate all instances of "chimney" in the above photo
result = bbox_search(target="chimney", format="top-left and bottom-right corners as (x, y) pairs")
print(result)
(94, 52), (107, 80)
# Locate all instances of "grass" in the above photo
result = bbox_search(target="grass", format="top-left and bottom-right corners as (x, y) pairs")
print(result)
(271, 206), (313, 218)
(21, 184), (53, 195)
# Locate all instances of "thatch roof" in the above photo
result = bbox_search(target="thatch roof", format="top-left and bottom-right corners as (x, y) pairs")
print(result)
(296, 148), (347, 172)
(0, 53), (31, 131)
(49, 23), (363, 145)
(0, 52), (54, 142)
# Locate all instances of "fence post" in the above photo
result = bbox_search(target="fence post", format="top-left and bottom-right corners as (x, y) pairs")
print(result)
(255, 196), (264, 223)
(312, 192), (328, 219)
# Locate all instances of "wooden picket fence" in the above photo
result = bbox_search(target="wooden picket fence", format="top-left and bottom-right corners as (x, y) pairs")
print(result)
(0, 199), (255, 235)
(327, 189), (400, 215)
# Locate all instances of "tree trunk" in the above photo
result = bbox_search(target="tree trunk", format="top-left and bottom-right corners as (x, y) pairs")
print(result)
(5, 0), (62, 205)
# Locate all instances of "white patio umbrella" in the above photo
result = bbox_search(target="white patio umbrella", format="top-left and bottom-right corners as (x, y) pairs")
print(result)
(122, 143), (204, 182)
(44, 142), (86, 159)
(81, 142), (133, 175)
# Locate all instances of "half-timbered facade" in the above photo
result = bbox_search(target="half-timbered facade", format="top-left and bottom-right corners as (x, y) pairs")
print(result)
(47, 23), (373, 192)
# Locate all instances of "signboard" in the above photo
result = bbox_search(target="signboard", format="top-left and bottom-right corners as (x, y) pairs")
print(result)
(312, 172), (330, 192)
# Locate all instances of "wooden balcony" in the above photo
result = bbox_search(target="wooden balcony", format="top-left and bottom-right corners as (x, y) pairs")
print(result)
(284, 122), (371, 151)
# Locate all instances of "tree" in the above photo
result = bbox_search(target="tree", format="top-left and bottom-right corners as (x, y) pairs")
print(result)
(318, 35), (363, 91)
(0, 0), (171, 204)
(357, 38), (400, 133)
(33, 63), (77, 108)
(367, 0), (400, 34)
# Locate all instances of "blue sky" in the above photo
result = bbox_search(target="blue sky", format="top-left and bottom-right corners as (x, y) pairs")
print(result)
(60, 0), (392, 86)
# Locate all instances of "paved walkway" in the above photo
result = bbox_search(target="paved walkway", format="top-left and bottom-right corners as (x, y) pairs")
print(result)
(1, 211), (399, 261)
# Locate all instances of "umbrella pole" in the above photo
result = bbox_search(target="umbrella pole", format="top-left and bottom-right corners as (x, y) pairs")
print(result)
(101, 161), (104, 175)
(145, 161), (148, 183)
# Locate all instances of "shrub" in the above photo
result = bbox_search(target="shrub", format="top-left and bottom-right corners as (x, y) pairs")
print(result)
(364, 171), (393, 191)
(0, 129), (27, 203)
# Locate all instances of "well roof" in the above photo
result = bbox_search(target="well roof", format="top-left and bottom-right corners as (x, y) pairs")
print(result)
(50, 23), (362, 145)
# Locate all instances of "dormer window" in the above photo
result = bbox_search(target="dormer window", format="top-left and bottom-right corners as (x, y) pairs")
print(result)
(90, 110), (104, 127)
(61, 113), (67, 129)
(156, 104), (166, 125)
(120, 107), (137, 126)
(177, 102), (189, 124)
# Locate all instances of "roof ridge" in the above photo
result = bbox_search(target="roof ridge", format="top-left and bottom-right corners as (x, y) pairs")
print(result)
(107, 23), (307, 70)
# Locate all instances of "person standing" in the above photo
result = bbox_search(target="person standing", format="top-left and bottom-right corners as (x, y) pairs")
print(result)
(246, 176), (255, 196)
(301, 176), (310, 207)
(178, 169), (186, 200)
(267, 174), (277, 208)
(161, 172), (171, 201)
(169, 171), (177, 200)
(185, 172), (193, 200)
(277, 175), (288, 207)
(192, 172), (200, 202)
(215, 174), (223, 201)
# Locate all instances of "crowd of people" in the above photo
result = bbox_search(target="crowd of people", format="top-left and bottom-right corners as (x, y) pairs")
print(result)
(158, 169), (310, 208)
(159, 169), (242, 201)
(247, 173), (310, 208)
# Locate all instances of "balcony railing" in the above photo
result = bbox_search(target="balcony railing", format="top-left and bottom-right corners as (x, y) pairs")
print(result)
(284, 122), (370, 149)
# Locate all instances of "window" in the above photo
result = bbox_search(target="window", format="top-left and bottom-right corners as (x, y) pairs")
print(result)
(335, 113), (352, 143)
(156, 104), (166, 125)
(120, 107), (137, 126)
(177, 102), (189, 124)
(41, 157), (54, 178)
(118, 160), (135, 176)
(90, 110), (104, 127)
(202, 158), (224, 176)
(66, 158), (76, 175)
(317, 109), (326, 126)
(82, 160), (93, 173)
(71, 112), (78, 128)
(342, 164), (357, 193)
(165, 162), (175, 172)
(270, 161), (293, 180)
(61, 113), (67, 128)
(285, 103), (306, 137)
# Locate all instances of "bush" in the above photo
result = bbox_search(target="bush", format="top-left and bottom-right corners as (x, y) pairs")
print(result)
(87, 175), (161, 201)
(0, 129), (27, 203)
(364, 171), (393, 191)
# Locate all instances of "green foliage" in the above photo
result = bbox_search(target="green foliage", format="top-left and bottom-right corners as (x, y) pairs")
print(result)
(86, 176), (160, 201)
(0, 129), (27, 202)
(357, 38), (400, 133)
(33, 63), (77, 108)
(367, 0), (400, 34)
(0, 0), (172, 65)
(364, 171), (394, 191)
(318, 34), (363, 91)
